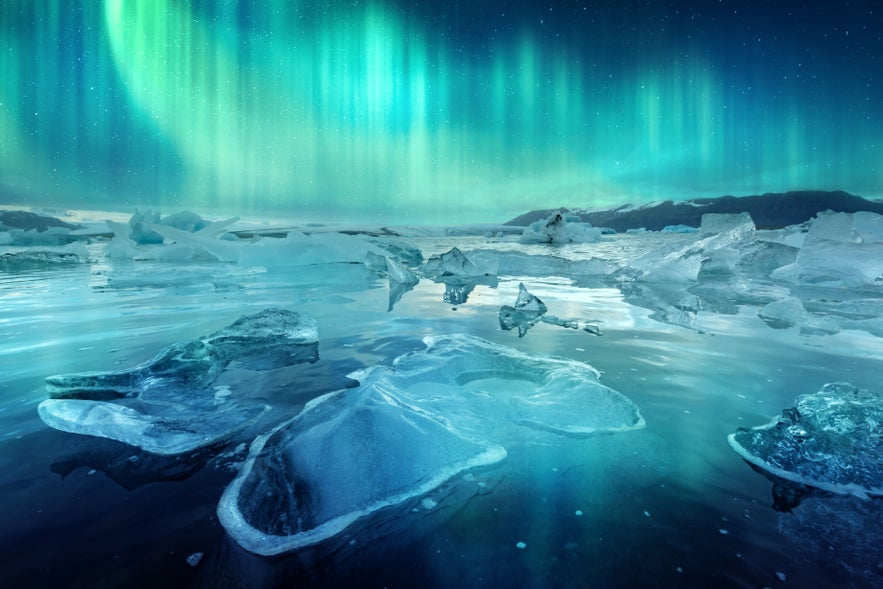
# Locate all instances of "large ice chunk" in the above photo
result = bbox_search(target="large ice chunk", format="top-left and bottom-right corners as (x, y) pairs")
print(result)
(498, 283), (548, 336)
(728, 382), (883, 498)
(499, 283), (602, 337)
(106, 213), (241, 262)
(218, 335), (643, 555)
(620, 212), (796, 283)
(38, 309), (319, 455)
(519, 212), (603, 244)
(772, 211), (883, 288)
(419, 248), (498, 305)
(420, 247), (495, 279)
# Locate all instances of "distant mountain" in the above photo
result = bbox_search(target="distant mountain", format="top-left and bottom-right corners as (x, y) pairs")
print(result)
(505, 190), (883, 231)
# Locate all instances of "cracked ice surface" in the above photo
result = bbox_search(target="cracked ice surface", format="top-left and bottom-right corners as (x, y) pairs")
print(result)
(728, 382), (883, 498)
(218, 334), (644, 555)
(38, 309), (318, 455)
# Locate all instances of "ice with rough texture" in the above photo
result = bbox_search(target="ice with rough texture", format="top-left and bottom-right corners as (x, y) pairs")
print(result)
(218, 334), (644, 555)
(420, 247), (495, 279)
(499, 283), (548, 336)
(500, 283), (603, 337)
(728, 382), (883, 498)
(772, 211), (883, 288)
(106, 215), (241, 262)
(420, 247), (497, 305)
(519, 212), (603, 244)
(364, 251), (420, 310)
(621, 212), (796, 283)
(128, 210), (215, 244)
(38, 309), (319, 455)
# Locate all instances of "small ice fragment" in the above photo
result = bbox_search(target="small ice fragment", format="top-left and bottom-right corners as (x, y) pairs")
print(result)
(87, 469), (96, 475)
(516, 541), (527, 550)
(186, 552), (203, 567)
(776, 571), (787, 582)
(575, 510), (583, 517)
(643, 510), (650, 517)
(420, 497), (438, 510)
(719, 529), (729, 535)
(676, 566), (683, 573)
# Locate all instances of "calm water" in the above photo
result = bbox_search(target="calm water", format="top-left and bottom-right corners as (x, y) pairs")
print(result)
(1, 232), (881, 588)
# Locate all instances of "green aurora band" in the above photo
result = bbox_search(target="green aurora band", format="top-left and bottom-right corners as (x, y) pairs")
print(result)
(1, 1), (880, 223)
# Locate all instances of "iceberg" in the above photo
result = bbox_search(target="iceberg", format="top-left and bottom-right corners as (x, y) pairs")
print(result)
(498, 283), (604, 337)
(218, 334), (644, 555)
(420, 247), (495, 279)
(106, 214), (241, 262)
(728, 382), (883, 498)
(364, 250), (420, 311)
(498, 283), (548, 336)
(128, 210), (217, 245)
(619, 212), (797, 284)
(38, 309), (319, 455)
(519, 212), (603, 244)
(772, 211), (883, 289)
(420, 248), (498, 306)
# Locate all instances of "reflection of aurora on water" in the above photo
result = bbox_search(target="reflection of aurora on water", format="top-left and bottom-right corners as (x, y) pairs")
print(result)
(2, 1), (881, 222)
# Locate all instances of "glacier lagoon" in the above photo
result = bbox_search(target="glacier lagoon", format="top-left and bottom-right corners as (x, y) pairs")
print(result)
(1, 210), (882, 588)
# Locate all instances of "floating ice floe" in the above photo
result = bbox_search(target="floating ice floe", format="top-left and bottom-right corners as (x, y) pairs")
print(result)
(38, 309), (318, 455)
(728, 382), (883, 499)
(499, 283), (602, 337)
(420, 247), (498, 305)
(621, 212), (797, 283)
(218, 334), (643, 555)
(519, 212), (603, 244)
(772, 211), (883, 289)
(499, 283), (548, 336)
(106, 211), (241, 262)
(365, 251), (421, 311)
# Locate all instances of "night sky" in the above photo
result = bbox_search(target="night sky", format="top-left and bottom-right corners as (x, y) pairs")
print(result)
(1, 1), (881, 223)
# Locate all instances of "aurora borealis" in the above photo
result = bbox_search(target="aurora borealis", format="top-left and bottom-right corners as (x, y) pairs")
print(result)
(1, 1), (881, 223)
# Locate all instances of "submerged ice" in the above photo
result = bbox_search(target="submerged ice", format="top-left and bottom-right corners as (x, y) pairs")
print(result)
(38, 309), (318, 455)
(728, 382), (883, 498)
(218, 334), (644, 555)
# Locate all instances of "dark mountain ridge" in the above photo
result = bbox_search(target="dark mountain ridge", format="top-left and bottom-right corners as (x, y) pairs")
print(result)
(505, 190), (883, 231)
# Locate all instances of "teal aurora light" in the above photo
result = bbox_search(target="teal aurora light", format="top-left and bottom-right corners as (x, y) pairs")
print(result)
(1, 1), (881, 223)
